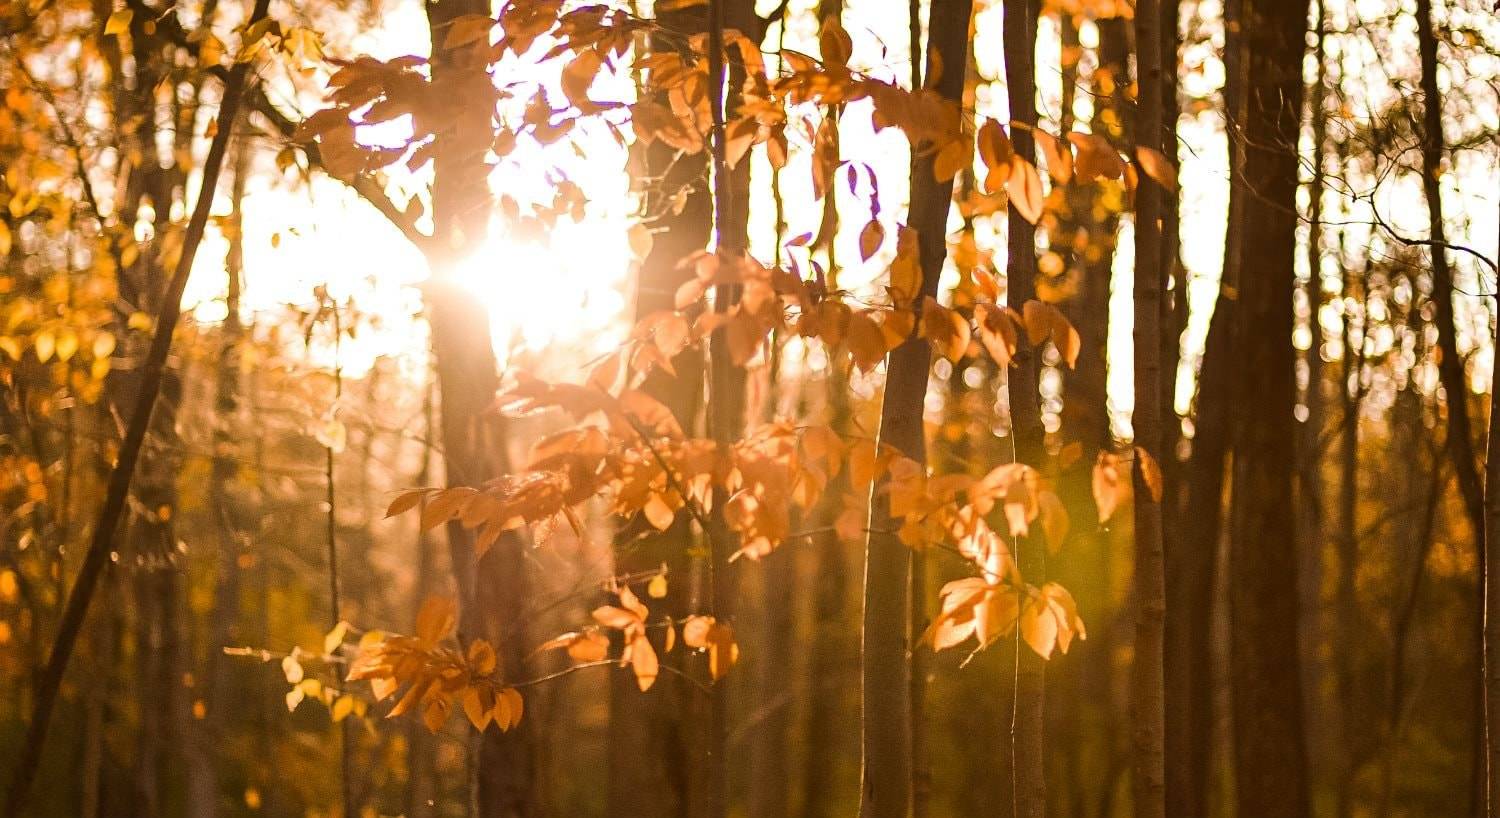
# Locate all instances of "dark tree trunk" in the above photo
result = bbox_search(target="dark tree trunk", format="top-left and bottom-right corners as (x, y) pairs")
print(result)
(1224, 0), (1313, 809)
(859, 1), (971, 815)
(1130, 0), (1168, 812)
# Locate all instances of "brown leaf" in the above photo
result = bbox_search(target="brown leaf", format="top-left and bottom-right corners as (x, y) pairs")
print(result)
(1069, 131), (1124, 182)
(975, 303), (1019, 368)
(858, 219), (885, 261)
(1135, 146), (1177, 191)
(932, 138), (968, 184)
(1033, 128), (1073, 184)
(919, 297), (971, 363)
(819, 16), (853, 66)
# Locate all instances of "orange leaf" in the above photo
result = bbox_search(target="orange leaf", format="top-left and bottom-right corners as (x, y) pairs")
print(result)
(1006, 157), (1044, 224)
(1069, 131), (1124, 182)
(919, 296), (971, 363)
(1135, 146), (1177, 191)
(858, 219), (885, 262)
(1033, 128), (1073, 184)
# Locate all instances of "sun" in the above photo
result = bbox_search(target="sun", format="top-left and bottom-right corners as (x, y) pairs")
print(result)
(452, 216), (636, 372)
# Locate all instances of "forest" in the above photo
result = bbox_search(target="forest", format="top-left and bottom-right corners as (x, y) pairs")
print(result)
(0, 0), (1497, 814)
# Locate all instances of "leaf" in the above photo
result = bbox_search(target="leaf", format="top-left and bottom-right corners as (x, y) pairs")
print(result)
(422, 697), (448, 733)
(682, 616), (739, 680)
(415, 596), (457, 644)
(1020, 592), (1060, 659)
(462, 687), (491, 731)
(467, 639), (498, 676)
(1005, 157), (1044, 224)
(642, 494), (676, 531)
(976, 119), (1013, 176)
(385, 489), (429, 518)
(104, 9), (132, 36)
(630, 636), (659, 691)
(1068, 132), (1124, 182)
(1021, 300), (1053, 346)
(819, 15), (853, 66)
(1033, 128), (1073, 184)
(1135, 146), (1177, 191)
(919, 297), (971, 363)
(647, 573), (668, 599)
(33, 330), (54, 363)
(1092, 451), (1123, 523)
(846, 311), (888, 373)
(281, 653), (304, 684)
(932, 138), (968, 183)
(1135, 446), (1164, 502)
(975, 303), (1019, 368)
(323, 621), (349, 655)
(331, 694), (356, 722)
(858, 219), (885, 262)
(54, 330), (77, 362)
(628, 223), (654, 260)
(1038, 490), (1068, 555)
(495, 687), (524, 730)
(442, 13), (495, 49)
(420, 487), (476, 531)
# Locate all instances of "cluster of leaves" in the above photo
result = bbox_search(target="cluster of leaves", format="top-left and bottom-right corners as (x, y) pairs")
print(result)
(538, 582), (738, 692)
(345, 597), (525, 733)
(291, 1), (1175, 237)
(389, 362), (1085, 659)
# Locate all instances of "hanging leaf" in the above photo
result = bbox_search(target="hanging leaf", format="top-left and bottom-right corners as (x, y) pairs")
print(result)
(1135, 146), (1178, 191)
(1005, 157), (1044, 224)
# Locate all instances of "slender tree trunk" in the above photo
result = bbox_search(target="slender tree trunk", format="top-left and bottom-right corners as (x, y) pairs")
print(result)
(1483, 196), (1500, 817)
(860, 2), (971, 815)
(1001, 0), (1046, 814)
(1130, 0), (1168, 813)
(1224, 0), (1312, 809)
(1413, 5), (1490, 809)
(420, 4), (536, 814)
(903, 1), (933, 814)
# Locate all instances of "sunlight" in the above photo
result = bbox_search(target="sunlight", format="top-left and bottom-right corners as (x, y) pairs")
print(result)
(452, 217), (633, 372)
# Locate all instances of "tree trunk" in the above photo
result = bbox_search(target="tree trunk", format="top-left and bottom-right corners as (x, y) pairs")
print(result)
(859, 2), (972, 815)
(1483, 196), (1500, 818)
(1413, 4), (1489, 809)
(1130, 0), (1168, 813)
(419, 2), (537, 815)
(1224, 0), (1312, 809)
(1002, 0), (1046, 814)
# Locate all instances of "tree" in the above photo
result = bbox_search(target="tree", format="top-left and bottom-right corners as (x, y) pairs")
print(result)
(1130, 0), (1169, 811)
(1223, 0), (1313, 809)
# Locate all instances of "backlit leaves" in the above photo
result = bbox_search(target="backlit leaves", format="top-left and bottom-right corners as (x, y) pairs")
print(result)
(345, 597), (526, 734)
